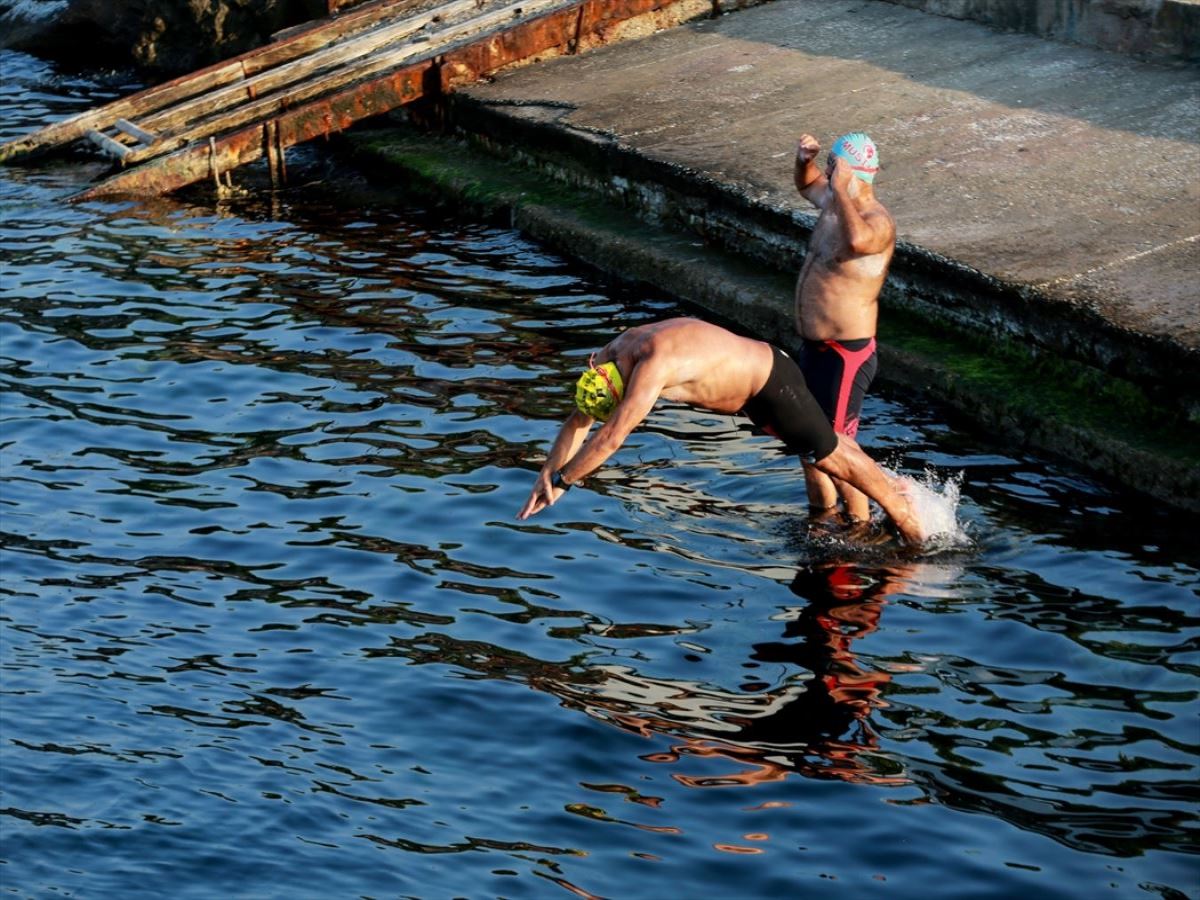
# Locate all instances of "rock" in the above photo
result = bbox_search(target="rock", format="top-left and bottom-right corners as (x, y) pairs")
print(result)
(1, 0), (331, 74)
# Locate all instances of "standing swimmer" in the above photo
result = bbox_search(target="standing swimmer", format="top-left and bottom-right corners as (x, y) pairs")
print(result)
(516, 317), (923, 546)
(793, 132), (895, 525)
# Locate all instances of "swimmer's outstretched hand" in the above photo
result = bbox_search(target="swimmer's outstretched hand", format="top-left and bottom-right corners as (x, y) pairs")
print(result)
(517, 473), (565, 520)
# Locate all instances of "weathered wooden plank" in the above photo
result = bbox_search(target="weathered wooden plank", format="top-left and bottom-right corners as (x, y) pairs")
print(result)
(137, 0), (489, 141)
(123, 0), (568, 165)
(272, 0), (382, 43)
(69, 0), (706, 200)
(0, 0), (438, 163)
(73, 64), (433, 200)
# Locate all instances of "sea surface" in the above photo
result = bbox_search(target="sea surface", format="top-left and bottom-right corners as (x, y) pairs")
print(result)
(1, 51), (1197, 900)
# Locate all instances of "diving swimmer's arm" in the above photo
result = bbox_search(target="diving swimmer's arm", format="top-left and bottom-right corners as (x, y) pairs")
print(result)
(517, 409), (593, 520)
(516, 360), (662, 520)
(557, 361), (660, 483)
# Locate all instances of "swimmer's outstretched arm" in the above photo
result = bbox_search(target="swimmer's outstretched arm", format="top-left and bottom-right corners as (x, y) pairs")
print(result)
(814, 437), (924, 545)
(516, 360), (663, 520)
(517, 409), (593, 520)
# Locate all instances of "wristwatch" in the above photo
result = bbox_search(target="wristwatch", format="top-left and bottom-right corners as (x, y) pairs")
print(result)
(551, 469), (572, 491)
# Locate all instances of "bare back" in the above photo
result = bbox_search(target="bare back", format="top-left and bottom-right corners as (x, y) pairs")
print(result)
(595, 318), (773, 414)
(795, 196), (894, 341)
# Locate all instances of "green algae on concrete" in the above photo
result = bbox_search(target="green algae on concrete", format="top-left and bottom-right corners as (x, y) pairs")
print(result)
(880, 307), (1200, 507)
(344, 126), (1200, 512)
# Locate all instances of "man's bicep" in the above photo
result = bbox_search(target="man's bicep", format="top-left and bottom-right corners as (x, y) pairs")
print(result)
(604, 388), (658, 444)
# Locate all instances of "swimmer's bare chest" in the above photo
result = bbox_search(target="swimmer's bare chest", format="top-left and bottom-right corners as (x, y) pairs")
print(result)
(796, 208), (892, 340)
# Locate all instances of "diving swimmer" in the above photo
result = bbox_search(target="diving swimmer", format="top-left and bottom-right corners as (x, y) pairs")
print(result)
(793, 132), (895, 524)
(516, 318), (923, 546)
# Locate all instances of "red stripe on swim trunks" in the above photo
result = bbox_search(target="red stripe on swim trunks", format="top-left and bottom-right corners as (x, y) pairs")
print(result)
(829, 339), (876, 435)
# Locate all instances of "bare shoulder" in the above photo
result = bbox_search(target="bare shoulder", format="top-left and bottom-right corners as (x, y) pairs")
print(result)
(636, 317), (707, 348)
(598, 319), (687, 374)
(658, 317), (740, 347)
(865, 199), (896, 229)
(658, 319), (765, 364)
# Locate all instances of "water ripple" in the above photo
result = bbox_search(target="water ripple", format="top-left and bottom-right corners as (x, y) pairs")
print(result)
(1, 48), (1197, 900)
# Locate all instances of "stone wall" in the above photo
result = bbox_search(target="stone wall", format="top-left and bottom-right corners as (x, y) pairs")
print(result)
(875, 0), (1199, 63)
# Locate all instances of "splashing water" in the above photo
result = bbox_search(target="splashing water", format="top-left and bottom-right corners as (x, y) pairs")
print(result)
(797, 468), (969, 560)
(897, 468), (971, 550)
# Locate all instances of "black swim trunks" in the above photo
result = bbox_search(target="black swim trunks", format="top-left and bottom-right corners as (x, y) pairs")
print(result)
(742, 346), (838, 463)
(798, 337), (878, 437)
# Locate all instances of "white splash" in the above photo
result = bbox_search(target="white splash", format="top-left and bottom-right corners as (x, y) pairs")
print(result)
(895, 468), (970, 550)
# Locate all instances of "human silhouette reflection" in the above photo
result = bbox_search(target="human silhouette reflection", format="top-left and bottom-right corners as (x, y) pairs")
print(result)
(714, 562), (907, 785)
(548, 561), (916, 788)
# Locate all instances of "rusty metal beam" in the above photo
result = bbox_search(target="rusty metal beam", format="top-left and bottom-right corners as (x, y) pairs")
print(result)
(73, 65), (430, 200)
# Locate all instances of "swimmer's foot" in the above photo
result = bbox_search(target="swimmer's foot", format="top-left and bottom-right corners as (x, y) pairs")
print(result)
(845, 518), (894, 546)
(808, 502), (841, 525)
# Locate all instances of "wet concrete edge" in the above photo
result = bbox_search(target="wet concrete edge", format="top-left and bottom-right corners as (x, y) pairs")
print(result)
(339, 122), (1200, 514)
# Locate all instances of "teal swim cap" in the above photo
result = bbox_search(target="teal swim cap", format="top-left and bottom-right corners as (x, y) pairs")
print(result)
(831, 133), (879, 184)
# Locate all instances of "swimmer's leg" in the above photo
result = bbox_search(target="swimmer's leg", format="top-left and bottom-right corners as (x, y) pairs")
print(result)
(803, 462), (840, 513)
(806, 464), (871, 522)
(836, 479), (870, 522)
(803, 339), (877, 523)
(813, 437), (922, 546)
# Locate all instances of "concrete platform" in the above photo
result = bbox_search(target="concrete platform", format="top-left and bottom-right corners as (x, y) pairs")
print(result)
(346, 0), (1200, 508)
(450, 0), (1199, 395)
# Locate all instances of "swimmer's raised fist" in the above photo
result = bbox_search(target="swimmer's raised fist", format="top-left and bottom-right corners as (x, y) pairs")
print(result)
(796, 134), (821, 165)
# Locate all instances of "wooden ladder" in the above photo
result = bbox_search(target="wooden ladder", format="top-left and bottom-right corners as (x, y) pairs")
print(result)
(3, 0), (683, 200)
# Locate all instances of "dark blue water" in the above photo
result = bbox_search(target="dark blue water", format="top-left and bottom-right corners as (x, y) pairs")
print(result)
(1, 51), (1197, 900)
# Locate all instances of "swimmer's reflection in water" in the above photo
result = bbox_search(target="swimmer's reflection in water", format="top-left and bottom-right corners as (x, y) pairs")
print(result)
(554, 561), (918, 787)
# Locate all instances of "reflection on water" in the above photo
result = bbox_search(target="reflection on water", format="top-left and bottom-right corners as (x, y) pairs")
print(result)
(541, 563), (919, 790)
(1, 48), (1198, 900)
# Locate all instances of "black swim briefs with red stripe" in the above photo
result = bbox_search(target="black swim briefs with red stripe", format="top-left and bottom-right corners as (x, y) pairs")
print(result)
(798, 337), (878, 438)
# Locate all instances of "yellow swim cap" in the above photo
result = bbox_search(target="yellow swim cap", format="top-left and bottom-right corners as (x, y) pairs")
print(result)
(575, 359), (624, 421)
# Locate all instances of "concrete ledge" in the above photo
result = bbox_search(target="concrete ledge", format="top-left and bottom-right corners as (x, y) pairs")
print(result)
(436, 93), (1199, 422)
(343, 124), (1200, 512)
